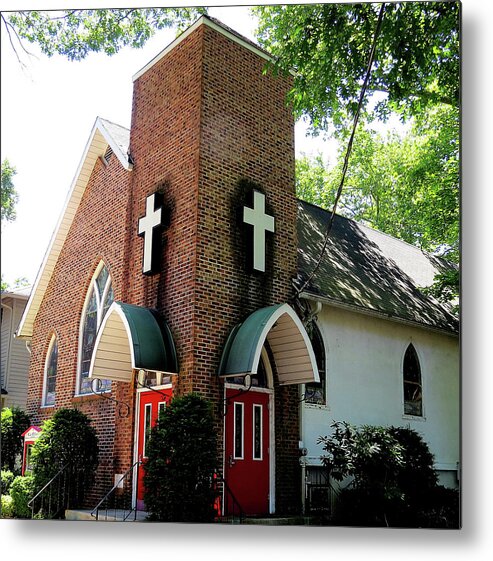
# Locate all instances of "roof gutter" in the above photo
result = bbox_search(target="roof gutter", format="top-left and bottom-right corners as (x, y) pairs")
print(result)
(298, 291), (459, 338)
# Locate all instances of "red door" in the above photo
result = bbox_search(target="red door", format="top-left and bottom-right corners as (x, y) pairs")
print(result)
(136, 388), (172, 510)
(224, 388), (270, 516)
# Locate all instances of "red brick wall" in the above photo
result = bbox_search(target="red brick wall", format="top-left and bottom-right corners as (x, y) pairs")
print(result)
(130, 23), (300, 513)
(26, 153), (135, 505)
(195, 25), (300, 514)
(128, 27), (204, 395)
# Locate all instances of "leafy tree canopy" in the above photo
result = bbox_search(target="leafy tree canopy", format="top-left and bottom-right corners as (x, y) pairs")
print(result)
(2, 7), (207, 62)
(1, 159), (18, 223)
(254, 2), (459, 130)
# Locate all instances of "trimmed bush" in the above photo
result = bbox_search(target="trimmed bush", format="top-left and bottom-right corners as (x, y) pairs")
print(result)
(10, 475), (35, 518)
(1, 407), (30, 473)
(144, 393), (218, 522)
(1, 470), (15, 495)
(31, 408), (99, 512)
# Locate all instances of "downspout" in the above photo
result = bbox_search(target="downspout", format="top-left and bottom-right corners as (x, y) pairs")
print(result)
(1, 302), (14, 395)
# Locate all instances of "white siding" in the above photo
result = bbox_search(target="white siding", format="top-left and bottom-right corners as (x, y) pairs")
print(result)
(0, 297), (30, 409)
(301, 305), (459, 487)
(1, 305), (11, 389)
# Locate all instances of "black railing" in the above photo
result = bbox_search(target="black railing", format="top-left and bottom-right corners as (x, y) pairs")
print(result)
(28, 464), (85, 519)
(214, 471), (245, 523)
(91, 459), (141, 521)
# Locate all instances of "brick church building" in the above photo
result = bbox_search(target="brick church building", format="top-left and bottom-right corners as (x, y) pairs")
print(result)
(17, 16), (459, 518)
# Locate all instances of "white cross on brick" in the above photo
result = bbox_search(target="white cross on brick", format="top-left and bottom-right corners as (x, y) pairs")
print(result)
(243, 190), (275, 273)
(138, 193), (164, 275)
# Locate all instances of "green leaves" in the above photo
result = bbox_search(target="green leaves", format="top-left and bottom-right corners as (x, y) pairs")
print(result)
(254, 2), (459, 129)
(1, 159), (18, 224)
(6, 8), (207, 61)
(30, 408), (99, 509)
(0, 407), (30, 473)
(319, 421), (441, 526)
(144, 393), (218, 522)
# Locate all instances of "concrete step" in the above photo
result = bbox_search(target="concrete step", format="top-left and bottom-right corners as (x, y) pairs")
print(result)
(65, 509), (148, 522)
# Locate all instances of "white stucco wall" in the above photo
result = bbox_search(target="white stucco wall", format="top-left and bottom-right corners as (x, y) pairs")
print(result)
(301, 304), (460, 487)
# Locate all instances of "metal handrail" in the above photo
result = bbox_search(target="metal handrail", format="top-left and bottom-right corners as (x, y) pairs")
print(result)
(91, 458), (141, 521)
(28, 463), (69, 518)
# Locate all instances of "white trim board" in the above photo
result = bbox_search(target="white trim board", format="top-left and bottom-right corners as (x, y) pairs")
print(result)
(132, 15), (274, 82)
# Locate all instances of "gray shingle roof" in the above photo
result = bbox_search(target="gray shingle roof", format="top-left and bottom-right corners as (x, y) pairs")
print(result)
(296, 200), (459, 334)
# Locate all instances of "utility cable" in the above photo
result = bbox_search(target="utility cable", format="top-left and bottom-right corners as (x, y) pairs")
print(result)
(293, 2), (386, 299)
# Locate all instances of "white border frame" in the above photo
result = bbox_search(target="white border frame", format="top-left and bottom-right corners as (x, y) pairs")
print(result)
(233, 401), (245, 460)
(252, 404), (263, 461)
(142, 403), (152, 459)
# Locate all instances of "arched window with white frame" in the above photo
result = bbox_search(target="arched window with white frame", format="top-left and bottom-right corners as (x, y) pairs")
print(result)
(304, 323), (326, 406)
(77, 262), (114, 395)
(403, 343), (423, 417)
(43, 334), (58, 406)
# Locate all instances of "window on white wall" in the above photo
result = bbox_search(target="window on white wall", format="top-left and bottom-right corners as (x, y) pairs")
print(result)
(403, 343), (423, 416)
(305, 323), (326, 405)
(77, 263), (114, 395)
(43, 335), (58, 406)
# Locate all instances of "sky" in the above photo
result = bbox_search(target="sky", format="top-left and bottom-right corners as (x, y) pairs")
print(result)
(1, 1), (493, 557)
(1, 2), (341, 288)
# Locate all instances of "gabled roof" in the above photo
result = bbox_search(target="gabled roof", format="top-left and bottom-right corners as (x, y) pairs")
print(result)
(296, 200), (459, 335)
(16, 118), (131, 339)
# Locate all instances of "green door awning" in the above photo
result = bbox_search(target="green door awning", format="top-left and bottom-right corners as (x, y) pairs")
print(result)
(218, 303), (319, 386)
(89, 301), (178, 383)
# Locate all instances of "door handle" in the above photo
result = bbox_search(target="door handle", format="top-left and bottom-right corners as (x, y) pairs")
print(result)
(229, 454), (236, 467)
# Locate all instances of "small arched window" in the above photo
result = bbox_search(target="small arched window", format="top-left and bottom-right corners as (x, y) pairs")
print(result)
(305, 323), (326, 405)
(43, 335), (58, 406)
(77, 263), (114, 395)
(403, 343), (423, 416)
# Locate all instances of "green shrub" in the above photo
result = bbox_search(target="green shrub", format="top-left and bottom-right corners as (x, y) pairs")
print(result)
(10, 475), (35, 518)
(144, 393), (218, 522)
(1, 494), (14, 518)
(1, 470), (15, 494)
(416, 485), (460, 529)
(31, 408), (99, 511)
(0, 407), (30, 473)
(319, 421), (454, 527)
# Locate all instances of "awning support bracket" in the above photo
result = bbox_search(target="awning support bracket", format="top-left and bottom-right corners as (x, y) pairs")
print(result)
(91, 378), (131, 418)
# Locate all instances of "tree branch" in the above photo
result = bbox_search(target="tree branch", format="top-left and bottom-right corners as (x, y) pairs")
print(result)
(2, 13), (39, 62)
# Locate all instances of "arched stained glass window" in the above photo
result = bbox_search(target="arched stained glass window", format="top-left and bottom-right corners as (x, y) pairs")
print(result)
(77, 263), (114, 395)
(403, 343), (423, 416)
(43, 335), (58, 406)
(305, 323), (326, 405)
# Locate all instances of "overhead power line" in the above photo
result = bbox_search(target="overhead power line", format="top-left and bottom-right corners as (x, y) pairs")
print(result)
(293, 2), (386, 300)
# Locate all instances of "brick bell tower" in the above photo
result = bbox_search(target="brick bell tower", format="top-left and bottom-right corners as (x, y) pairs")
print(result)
(127, 17), (300, 514)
